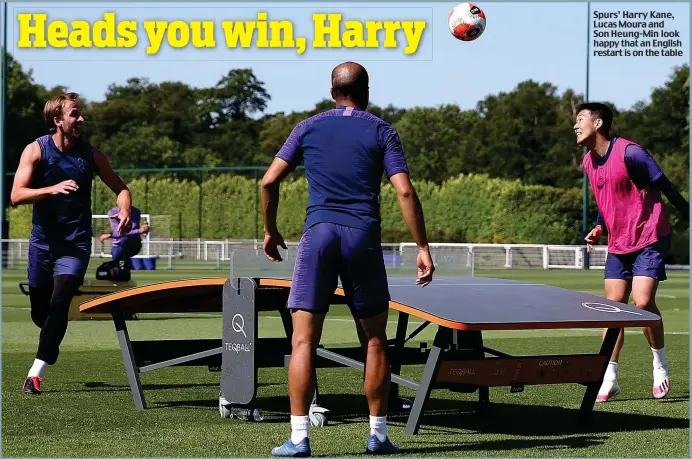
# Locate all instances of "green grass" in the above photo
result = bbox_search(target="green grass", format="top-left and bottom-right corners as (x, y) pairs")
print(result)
(1, 264), (689, 457)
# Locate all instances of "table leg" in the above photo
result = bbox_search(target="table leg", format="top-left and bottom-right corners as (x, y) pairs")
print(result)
(112, 305), (146, 410)
(405, 327), (451, 435)
(579, 327), (620, 420)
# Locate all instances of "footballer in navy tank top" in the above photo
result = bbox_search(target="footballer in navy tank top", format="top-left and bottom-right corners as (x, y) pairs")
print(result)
(30, 134), (96, 249)
(10, 93), (134, 395)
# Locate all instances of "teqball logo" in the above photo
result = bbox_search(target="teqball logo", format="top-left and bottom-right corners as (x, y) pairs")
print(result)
(232, 313), (247, 338)
(226, 313), (252, 352)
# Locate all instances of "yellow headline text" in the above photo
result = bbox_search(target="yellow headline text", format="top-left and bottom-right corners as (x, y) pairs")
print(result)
(16, 12), (428, 55)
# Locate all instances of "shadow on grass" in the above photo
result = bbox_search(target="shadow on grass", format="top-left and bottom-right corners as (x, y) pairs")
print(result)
(126, 315), (224, 321)
(391, 398), (688, 437)
(660, 394), (690, 403)
(80, 381), (283, 392)
(611, 393), (689, 403)
(149, 392), (688, 437)
(322, 436), (610, 457)
(377, 436), (609, 456)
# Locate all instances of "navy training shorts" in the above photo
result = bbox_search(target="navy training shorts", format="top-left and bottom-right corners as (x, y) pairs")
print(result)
(287, 222), (391, 318)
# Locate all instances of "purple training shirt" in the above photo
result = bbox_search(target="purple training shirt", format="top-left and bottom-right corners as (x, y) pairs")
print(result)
(276, 106), (409, 233)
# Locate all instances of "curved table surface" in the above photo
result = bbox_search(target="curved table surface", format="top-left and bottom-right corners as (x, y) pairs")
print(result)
(79, 278), (228, 314)
(79, 276), (661, 330)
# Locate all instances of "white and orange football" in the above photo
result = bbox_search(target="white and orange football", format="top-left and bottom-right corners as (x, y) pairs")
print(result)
(448, 3), (487, 41)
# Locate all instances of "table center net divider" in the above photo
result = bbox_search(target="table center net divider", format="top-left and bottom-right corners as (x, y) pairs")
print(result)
(78, 247), (661, 435)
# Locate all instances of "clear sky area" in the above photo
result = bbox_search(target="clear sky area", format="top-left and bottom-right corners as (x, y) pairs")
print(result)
(4, 2), (690, 114)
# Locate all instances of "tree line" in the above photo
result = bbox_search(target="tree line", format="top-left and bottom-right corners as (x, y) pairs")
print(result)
(2, 53), (689, 249)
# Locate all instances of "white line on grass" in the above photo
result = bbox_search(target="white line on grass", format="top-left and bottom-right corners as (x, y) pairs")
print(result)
(5, 308), (689, 335)
(388, 283), (545, 287)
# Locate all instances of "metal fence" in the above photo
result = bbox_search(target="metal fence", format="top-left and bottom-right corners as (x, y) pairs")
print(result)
(1, 238), (610, 274)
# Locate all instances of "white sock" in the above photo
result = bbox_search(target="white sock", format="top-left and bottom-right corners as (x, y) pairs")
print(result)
(652, 346), (667, 369)
(28, 359), (48, 378)
(290, 415), (309, 444)
(370, 415), (387, 442)
(604, 361), (618, 381)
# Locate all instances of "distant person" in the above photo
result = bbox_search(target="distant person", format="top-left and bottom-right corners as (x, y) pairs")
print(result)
(261, 61), (434, 457)
(575, 102), (689, 403)
(10, 92), (133, 396)
(100, 205), (149, 267)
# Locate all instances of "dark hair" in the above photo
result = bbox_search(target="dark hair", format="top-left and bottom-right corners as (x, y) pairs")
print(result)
(577, 102), (613, 135)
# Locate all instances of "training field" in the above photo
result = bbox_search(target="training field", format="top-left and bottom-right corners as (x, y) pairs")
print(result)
(1, 263), (689, 458)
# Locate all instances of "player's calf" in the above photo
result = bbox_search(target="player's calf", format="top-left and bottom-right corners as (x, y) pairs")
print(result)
(35, 275), (81, 365)
(23, 275), (82, 394)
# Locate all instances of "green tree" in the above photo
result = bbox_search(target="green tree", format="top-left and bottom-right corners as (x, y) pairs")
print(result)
(3, 54), (49, 175)
(473, 80), (580, 187)
(198, 69), (271, 126)
(394, 105), (482, 184)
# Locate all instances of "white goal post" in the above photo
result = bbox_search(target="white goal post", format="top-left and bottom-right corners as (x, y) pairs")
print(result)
(397, 242), (608, 270)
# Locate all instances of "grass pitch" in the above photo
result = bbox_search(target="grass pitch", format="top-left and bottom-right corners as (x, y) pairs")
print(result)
(1, 264), (689, 457)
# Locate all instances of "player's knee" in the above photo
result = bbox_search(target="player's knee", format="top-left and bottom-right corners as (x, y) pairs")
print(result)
(30, 300), (49, 327)
(291, 332), (317, 352)
(51, 275), (81, 310)
(291, 335), (317, 352)
(634, 296), (649, 306)
(632, 292), (655, 309)
(635, 299), (658, 314)
(29, 287), (52, 327)
(355, 309), (388, 340)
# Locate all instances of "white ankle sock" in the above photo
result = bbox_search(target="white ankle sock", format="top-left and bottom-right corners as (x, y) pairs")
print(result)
(652, 346), (667, 369)
(604, 361), (618, 381)
(28, 359), (48, 378)
(370, 415), (387, 442)
(290, 415), (309, 444)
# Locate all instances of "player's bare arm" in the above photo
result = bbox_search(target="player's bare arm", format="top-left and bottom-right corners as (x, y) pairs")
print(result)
(261, 157), (295, 235)
(93, 146), (132, 233)
(389, 172), (428, 248)
(389, 172), (434, 285)
(585, 212), (605, 252)
(10, 141), (78, 206)
(261, 157), (293, 261)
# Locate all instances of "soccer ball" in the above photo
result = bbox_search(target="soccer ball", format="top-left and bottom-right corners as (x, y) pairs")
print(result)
(448, 3), (486, 41)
